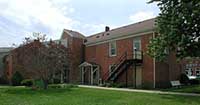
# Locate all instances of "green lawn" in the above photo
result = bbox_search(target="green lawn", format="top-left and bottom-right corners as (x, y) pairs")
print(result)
(0, 86), (200, 105)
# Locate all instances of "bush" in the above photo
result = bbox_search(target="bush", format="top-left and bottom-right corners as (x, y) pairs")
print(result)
(180, 73), (200, 85)
(103, 82), (124, 88)
(48, 84), (62, 89)
(111, 83), (125, 88)
(180, 73), (190, 85)
(48, 84), (77, 89)
(62, 84), (78, 88)
(53, 78), (61, 84)
(11, 71), (23, 86)
(0, 76), (8, 85)
(21, 79), (34, 87)
(189, 79), (200, 85)
(33, 79), (45, 89)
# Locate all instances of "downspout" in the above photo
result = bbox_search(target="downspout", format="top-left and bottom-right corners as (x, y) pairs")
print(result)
(153, 32), (156, 88)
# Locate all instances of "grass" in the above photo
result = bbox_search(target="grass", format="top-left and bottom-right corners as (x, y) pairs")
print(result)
(0, 86), (200, 105)
(162, 85), (200, 94)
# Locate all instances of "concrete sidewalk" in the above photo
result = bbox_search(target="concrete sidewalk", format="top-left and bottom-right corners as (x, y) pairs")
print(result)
(78, 85), (200, 97)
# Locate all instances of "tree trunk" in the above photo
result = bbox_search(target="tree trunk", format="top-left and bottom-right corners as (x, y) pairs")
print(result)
(51, 73), (55, 84)
(60, 73), (63, 84)
(43, 79), (48, 90)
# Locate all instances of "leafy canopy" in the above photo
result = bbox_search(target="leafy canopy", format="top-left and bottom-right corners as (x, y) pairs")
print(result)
(147, 0), (200, 61)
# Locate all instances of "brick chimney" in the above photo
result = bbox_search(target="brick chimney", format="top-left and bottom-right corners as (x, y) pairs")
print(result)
(105, 26), (110, 32)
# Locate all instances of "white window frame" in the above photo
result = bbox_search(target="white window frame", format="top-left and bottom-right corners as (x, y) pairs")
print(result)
(133, 37), (141, 59)
(109, 41), (117, 57)
(185, 68), (193, 76)
(133, 38), (141, 51)
(61, 38), (68, 48)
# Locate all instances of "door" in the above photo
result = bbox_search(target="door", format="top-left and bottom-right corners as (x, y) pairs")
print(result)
(83, 67), (91, 85)
(136, 66), (142, 88)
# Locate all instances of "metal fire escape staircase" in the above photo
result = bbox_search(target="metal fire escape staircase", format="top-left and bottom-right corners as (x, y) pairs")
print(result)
(103, 51), (143, 82)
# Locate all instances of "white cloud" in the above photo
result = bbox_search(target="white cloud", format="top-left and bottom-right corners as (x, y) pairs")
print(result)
(75, 23), (106, 35)
(129, 11), (156, 23)
(0, 0), (152, 47)
(0, 0), (77, 39)
(0, 0), (110, 42)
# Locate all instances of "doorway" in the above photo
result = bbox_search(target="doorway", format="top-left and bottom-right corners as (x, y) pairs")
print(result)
(136, 66), (142, 88)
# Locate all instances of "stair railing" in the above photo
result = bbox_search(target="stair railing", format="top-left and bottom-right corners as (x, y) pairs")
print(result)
(102, 52), (128, 81)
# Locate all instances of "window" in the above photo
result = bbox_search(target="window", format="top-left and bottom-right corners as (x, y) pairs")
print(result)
(133, 38), (141, 59)
(185, 68), (193, 76)
(109, 41), (117, 56)
(133, 38), (141, 51)
(61, 38), (68, 47)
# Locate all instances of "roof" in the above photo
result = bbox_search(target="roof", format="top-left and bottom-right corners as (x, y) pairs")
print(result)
(85, 18), (156, 45)
(62, 29), (85, 39)
(0, 47), (13, 53)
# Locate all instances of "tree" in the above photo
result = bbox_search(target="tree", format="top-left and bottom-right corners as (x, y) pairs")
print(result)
(147, 0), (200, 61)
(11, 71), (23, 86)
(46, 40), (69, 84)
(12, 33), (70, 89)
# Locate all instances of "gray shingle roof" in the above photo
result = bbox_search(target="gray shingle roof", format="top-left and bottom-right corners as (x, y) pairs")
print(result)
(85, 18), (156, 45)
(63, 29), (85, 39)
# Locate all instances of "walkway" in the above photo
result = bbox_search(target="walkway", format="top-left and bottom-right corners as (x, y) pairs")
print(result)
(78, 85), (200, 97)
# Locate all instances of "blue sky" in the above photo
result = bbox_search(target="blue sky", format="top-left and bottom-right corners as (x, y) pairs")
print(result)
(0, 0), (159, 47)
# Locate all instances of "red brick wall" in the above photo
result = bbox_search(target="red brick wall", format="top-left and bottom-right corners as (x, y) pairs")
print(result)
(61, 32), (84, 83)
(85, 33), (155, 88)
(5, 40), (45, 81)
(141, 34), (154, 88)
(155, 53), (183, 88)
(155, 62), (170, 88)
(70, 38), (84, 83)
(5, 54), (13, 84)
(85, 38), (133, 79)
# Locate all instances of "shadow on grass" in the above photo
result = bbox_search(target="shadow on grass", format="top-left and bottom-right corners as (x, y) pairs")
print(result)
(161, 85), (200, 94)
(3, 87), (73, 95)
(160, 94), (200, 104)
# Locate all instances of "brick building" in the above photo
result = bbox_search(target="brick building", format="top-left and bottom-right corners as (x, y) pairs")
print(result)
(0, 47), (13, 78)
(6, 18), (199, 88)
(61, 18), (199, 88)
(59, 29), (85, 83)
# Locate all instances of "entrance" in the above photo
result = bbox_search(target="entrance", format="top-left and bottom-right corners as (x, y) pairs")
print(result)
(136, 66), (142, 88)
(79, 62), (100, 85)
